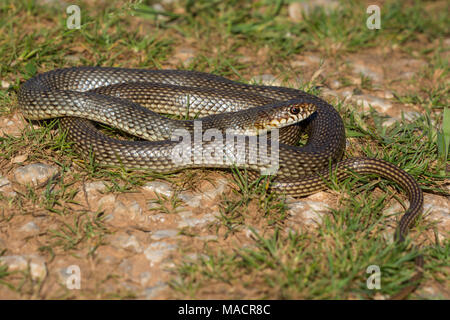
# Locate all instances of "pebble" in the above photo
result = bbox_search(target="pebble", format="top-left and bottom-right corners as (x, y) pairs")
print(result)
(110, 200), (143, 221)
(14, 163), (58, 186)
(383, 90), (394, 99)
(419, 286), (441, 299)
(288, 0), (339, 21)
(148, 213), (167, 223)
(144, 242), (177, 266)
(142, 281), (168, 299)
(0, 255), (47, 280)
(423, 194), (450, 238)
(178, 191), (201, 207)
(97, 194), (116, 209)
(203, 178), (228, 200)
(352, 63), (383, 82)
(19, 221), (40, 235)
(11, 154), (28, 164)
(139, 272), (152, 286)
(109, 201), (127, 220)
(64, 54), (81, 63)
(108, 234), (142, 253)
(178, 178), (228, 208)
(288, 200), (329, 226)
(129, 201), (143, 220)
(84, 181), (108, 194)
(399, 71), (416, 80)
(340, 90), (353, 100)
(381, 117), (398, 127)
(1, 80), (10, 89)
(151, 229), (179, 240)
(143, 181), (174, 198)
(118, 259), (133, 273)
(352, 94), (393, 113)
(402, 111), (422, 122)
(0, 176), (16, 197)
(330, 80), (341, 89)
(58, 266), (73, 283)
(178, 212), (217, 228)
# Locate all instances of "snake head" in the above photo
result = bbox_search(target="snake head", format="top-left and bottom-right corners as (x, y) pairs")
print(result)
(251, 100), (317, 134)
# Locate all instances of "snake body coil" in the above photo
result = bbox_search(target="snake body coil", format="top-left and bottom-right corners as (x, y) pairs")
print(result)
(18, 67), (423, 243)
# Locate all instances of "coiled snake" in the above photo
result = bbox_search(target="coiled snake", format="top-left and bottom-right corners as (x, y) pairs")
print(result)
(18, 67), (424, 298)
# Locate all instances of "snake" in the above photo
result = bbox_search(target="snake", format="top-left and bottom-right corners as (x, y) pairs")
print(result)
(18, 66), (424, 297)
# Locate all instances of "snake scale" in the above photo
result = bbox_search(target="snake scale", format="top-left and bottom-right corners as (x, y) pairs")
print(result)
(18, 67), (424, 297)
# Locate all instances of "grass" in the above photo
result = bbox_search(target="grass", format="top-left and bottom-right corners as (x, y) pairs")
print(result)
(170, 104), (449, 299)
(0, 0), (449, 299)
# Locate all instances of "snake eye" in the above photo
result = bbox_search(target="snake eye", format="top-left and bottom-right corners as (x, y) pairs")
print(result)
(290, 105), (300, 115)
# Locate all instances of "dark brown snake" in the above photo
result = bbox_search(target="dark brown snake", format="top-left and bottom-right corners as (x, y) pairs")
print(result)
(18, 67), (424, 298)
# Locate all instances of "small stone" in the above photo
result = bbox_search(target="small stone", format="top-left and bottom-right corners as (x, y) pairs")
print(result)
(381, 117), (398, 127)
(288, 2), (304, 21)
(399, 71), (416, 80)
(111, 201), (127, 215)
(0, 176), (10, 189)
(29, 258), (47, 281)
(84, 181), (108, 194)
(178, 191), (202, 207)
(151, 229), (179, 240)
(340, 90), (353, 100)
(144, 242), (177, 265)
(129, 201), (143, 220)
(288, 0), (339, 20)
(118, 259), (133, 273)
(179, 178), (228, 207)
(288, 200), (329, 226)
(352, 63), (383, 82)
(0, 255), (47, 280)
(403, 111), (422, 122)
(423, 194), (450, 237)
(97, 194), (116, 210)
(1, 80), (10, 89)
(384, 91), (394, 99)
(58, 267), (73, 284)
(11, 154), (28, 164)
(19, 221), (40, 235)
(202, 178), (228, 200)
(178, 213), (217, 228)
(14, 163), (58, 186)
(109, 234), (142, 253)
(0, 176), (16, 197)
(106, 201), (129, 224)
(64, 54), (81, 63)
(143, 181), (174, 198)
(352, 95), (393, 113)
(330, 80), (341, 89)
(139, 272), (152, 286)
(148, 213), (167, 223)
(143, 282), (168, 299)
